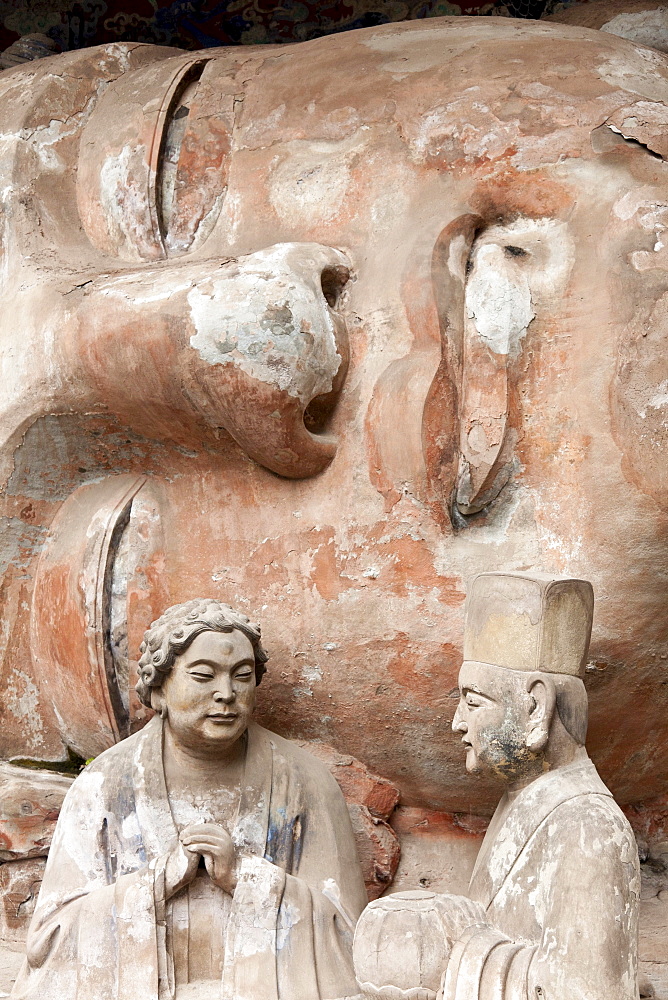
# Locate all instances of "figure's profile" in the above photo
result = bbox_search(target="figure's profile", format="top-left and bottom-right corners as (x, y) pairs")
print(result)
(354, 572), (640, 1000)
(12, 599), (367, 1000)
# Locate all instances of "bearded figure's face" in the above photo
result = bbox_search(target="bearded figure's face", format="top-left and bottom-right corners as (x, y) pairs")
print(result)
(0, 19), (666, 816)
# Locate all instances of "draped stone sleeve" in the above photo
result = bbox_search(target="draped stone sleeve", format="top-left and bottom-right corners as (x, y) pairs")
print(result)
(440, 795), (640, 1000)
(10, 764), (163, 1000)
(223, 734), (368, 1000)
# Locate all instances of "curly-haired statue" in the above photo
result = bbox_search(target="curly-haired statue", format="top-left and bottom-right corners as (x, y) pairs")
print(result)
(136, 598), (269, 704)
(12, 600), (367, 1000)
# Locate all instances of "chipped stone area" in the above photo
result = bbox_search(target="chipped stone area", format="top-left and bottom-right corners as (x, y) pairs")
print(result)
(296, 740), (401, 898)
(0, 763), (74, 862)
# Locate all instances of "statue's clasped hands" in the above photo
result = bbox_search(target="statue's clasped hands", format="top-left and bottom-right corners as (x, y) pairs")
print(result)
(165, 823), (238, 899)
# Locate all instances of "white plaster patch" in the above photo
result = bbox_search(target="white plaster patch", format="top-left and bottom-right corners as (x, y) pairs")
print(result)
(370, 178), (411, 237)
(466, 244), (534, 355)
(239, 103), (286, 148)
(598, 46), (668, 106)
(4, 667), (44, 747)
(602, 8), (668, 53)
(275, 899), (302, 950)
(464, 219), (573, 356)
(233, 800), (267, 850)
(269, 131), (368, 228)
(188, 242), (346, 404)
(539, 526), (583, 563)
(99, 144), (154, 261)
(300, 663), (323, 684)
(613, 189), (661, 222)
(362, 22), (556, 78)
(121, 812), (142, 841)
(119, 879), (153, 943)
(638, 379), (668, 419)
(447, 233), (469, 282)
(409, 96), (517, 166)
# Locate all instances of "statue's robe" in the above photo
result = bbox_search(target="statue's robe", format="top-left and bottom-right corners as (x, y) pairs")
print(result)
(11, 717), (367, 1000)
(441, 755), (639, 1000)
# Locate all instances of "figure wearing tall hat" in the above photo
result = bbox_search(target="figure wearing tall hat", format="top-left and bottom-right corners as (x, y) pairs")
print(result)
(354, 572), (639, 1000)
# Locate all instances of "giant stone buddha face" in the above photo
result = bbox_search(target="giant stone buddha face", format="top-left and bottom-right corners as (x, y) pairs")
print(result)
(0, 18), (666, 815)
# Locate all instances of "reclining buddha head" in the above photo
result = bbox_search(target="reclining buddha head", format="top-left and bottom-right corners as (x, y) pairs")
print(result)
(0, 18), (666, 817)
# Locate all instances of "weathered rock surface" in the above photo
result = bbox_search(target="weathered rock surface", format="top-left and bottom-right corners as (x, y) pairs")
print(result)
(0, 17), (666, 824)
(297, 740), (401, 897)
(623, 794), (668, 997)
(547, 0), (668, 52)
(0, 859), (44, 944)
(0, 938), (23, 995)
(0, 764), (73, 862)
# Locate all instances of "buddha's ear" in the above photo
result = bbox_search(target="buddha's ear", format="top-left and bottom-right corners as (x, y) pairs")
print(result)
(525, 674), (556, 753)
(150, 688), (167, 718)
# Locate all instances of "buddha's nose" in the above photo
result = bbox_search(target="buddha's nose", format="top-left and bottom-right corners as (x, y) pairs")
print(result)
(70, 242), (351, 480)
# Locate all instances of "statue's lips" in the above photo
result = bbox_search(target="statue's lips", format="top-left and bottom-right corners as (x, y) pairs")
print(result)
(205, 712), (238, 723)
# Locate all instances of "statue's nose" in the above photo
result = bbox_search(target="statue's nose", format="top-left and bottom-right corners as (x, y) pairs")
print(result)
(213, 682), (235, 704)
(181, 242), (351, 478)
(71, 242), (351, 480)
(452, 706), (466, 733)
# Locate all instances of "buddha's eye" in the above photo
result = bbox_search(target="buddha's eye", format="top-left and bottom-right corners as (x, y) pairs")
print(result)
(234, 669), (253, 682)
(156, 61), (231, 257)
(77, 56), (232, 262)
(465, 694), (483, 708)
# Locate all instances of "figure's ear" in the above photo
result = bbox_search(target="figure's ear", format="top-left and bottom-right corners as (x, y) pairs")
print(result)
(525, 674), (556, 753)
(150, 688), (167, 718)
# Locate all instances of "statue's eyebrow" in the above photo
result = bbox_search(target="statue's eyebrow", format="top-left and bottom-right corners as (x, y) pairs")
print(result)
(232, 658), (255, 670)
(186, 657), (254, 670)
(462, 684), (494, 700)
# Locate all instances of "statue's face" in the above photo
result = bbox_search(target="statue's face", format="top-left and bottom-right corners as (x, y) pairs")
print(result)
(1, 21), (667, 815)
(157, 630), (256, 753)
(452, 662), (535, 783)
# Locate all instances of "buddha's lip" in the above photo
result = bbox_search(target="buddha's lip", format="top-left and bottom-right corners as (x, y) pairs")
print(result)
(206, 712), (238, 720)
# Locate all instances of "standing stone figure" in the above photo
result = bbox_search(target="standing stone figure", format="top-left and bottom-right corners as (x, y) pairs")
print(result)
(354, 572), (639, 1000)
(12, 599), (367, 1000)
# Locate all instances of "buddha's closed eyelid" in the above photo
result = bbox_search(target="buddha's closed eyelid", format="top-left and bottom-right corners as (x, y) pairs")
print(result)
(77, 56), (233, 263)
(156, 61), (232, 257)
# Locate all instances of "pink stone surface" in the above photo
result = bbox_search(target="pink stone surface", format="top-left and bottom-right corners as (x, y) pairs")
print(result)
(0, 765), (73, 863)
(0, 19), (665, 824)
